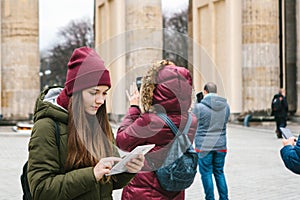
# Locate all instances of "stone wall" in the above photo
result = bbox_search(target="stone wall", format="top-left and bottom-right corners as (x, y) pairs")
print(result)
(94, 0), (299, 116)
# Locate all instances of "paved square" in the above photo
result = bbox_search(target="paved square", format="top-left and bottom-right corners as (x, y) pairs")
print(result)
(0, 123), (299, 199)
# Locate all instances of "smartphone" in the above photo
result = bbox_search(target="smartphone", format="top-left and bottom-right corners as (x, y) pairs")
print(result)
(196, 92), (204, 103)
(136, 76), (142, 92)
(280, 127), (294, 139)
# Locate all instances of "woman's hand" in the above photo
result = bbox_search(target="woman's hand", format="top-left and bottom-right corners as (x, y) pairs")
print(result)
(93, 157), (122, 181)
(126, 82), (140, 106)
(282, 137), (296, 146)
(125, 154), (145, 173)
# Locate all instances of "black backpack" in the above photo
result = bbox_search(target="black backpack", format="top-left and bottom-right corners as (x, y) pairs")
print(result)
(155, 113), (198, 191)
(20, 120), (60, 200)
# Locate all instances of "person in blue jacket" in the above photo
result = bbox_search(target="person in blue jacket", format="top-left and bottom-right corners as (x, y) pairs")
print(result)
(193, 82), (230, 200)
(280, 135), (300, 174)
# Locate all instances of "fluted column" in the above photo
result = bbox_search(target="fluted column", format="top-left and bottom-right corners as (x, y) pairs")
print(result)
(95, 0), (162, 119)
(1, 0), (39, 120)
(296, 0), (300, 114)
(242, 0), (279, 113)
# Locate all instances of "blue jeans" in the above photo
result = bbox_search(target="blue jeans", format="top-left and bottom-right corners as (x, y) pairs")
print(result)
(198, 151), (228, 200)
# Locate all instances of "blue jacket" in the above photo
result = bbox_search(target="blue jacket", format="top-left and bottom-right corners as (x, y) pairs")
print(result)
(193, 94), (230, 151)
(280, 136), (300, 174)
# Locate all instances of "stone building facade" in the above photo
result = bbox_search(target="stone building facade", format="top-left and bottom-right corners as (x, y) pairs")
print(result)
(0, 0), (297, 121)
(192, 0), (299, 116)
(0, 0), (40, 121)
(94, 0), (300, 118)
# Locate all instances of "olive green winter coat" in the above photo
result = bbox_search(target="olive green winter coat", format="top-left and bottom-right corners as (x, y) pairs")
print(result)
(27, 87), (135, 200)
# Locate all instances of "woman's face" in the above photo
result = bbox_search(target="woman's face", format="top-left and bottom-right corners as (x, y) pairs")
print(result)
(82, 85), (109, 115)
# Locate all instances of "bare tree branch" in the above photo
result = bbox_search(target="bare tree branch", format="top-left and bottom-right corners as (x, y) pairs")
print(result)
(40, 17), (94, 89)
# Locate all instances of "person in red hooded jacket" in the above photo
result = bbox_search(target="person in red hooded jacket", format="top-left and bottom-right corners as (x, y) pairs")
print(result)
(116, 60), (197, 200)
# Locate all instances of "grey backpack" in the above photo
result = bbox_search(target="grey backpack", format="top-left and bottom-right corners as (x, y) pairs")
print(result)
(155, 113), (198, 191)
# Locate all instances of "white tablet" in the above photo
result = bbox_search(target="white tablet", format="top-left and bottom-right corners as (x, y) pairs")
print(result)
(107, 144), (155, 176)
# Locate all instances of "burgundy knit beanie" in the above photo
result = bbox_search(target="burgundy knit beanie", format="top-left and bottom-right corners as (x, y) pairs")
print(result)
(57, 47), (111, 109)
(65, 47), (111, 95)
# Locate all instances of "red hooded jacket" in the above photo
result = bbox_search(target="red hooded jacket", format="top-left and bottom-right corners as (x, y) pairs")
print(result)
(116, 65), (197, 200)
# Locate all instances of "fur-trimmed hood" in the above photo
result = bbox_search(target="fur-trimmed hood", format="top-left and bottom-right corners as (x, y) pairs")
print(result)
(140, 61), (193, 114)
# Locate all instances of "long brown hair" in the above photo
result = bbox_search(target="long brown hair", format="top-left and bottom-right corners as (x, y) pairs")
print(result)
(65, 91), (114, 172)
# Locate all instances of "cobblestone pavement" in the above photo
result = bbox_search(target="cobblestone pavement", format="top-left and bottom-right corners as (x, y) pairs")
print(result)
(0, 121), (299, 199)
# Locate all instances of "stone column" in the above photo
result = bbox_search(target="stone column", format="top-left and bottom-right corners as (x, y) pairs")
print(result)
(125, 0), (162, 73)
(227, 0), (242, 114)
(296, 0), (300, 114)
(121, 0), (162, 115)
(95, 0), (162, 119)
(242, 0), (279, 113)
(284, 0), (297, 113)
(0, 3), (2, 118)
(1, 0), (39, 120)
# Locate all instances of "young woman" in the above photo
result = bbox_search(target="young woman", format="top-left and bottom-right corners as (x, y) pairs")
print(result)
(27, 47), (144, 199)
(116, 60), (197, 200)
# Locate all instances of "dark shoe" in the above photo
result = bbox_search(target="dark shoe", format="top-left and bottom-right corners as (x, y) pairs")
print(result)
(276, 130), (282, 138)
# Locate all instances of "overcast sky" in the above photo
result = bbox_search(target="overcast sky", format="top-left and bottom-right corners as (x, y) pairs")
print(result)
(39, 0), (94, 51)
(39, 0), (188, 51)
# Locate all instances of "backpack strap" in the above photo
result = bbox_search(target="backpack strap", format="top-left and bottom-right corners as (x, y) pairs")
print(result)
(53, 120), (60, 151)
(52, 119), (62, 172)
(21, 120), (61, 200)
(157, 112), (192, 136)
(156, 112), (194, 167)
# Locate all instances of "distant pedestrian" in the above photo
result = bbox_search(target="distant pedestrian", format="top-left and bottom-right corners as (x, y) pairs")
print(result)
(271, 88), (288, 138)
(193, 82), (230, 200)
